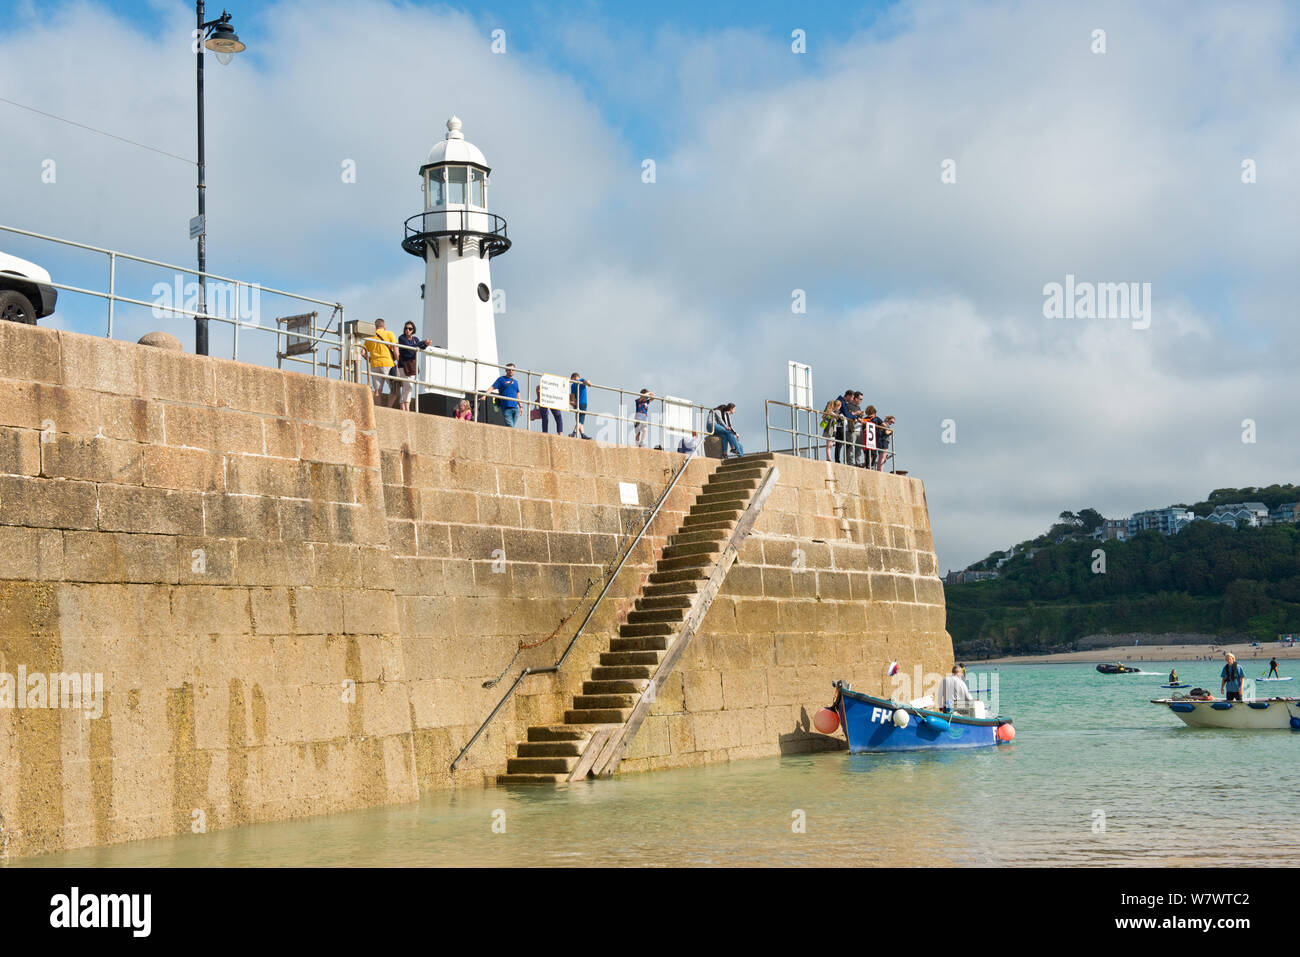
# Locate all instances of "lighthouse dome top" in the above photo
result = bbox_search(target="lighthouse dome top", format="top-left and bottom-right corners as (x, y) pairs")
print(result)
(424, 116), (488, 169)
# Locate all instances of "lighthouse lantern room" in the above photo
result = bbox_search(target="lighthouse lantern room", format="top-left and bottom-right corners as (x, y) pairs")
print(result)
(401, 116), (511, 396)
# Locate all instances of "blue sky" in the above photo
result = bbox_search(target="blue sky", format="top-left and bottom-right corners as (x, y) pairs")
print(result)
(2, 0), (1298, 571)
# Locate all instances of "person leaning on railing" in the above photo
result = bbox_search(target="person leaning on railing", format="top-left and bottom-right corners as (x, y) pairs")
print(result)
(396, 321), (431, 412)
(821, 397), (843, 461)
(875, 415), (895, 471)
(363, 318), (399, 406)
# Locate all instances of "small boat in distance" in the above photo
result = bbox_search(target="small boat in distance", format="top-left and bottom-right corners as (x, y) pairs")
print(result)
(1097, 663), (1141, 674)
(1152, 695), (1300, 730)
(1161, 682), (1190, 689)
(822, 681), (1015, 752)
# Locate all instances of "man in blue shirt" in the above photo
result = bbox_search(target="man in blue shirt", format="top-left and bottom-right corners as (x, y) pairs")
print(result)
(1220, 652), (1246, 702)
(485, 362), (521, 427)
(569, 373), (593, 439)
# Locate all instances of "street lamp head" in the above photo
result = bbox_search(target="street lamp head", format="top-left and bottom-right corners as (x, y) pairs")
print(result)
(205, 15), (245, 65)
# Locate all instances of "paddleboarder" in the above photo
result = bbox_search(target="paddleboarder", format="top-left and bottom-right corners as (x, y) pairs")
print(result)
(1267, 657), (1280, 678)
(1169, 668), (1178, 684)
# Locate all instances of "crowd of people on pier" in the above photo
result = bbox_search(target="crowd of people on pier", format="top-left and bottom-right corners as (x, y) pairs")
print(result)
(362, 323), (883, 467)
(820, 390), (894, 471)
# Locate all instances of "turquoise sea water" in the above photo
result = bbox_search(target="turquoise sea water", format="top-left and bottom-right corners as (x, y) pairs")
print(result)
(15, 663), (1300, 867)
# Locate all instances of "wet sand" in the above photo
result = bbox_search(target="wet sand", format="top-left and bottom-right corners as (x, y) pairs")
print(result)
(982, 640), (1300, 666)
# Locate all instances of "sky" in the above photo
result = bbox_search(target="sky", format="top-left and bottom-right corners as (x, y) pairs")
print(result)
(1, 0), (1297, 572)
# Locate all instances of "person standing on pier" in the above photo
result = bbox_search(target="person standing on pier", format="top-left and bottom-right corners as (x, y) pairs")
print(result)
(634, 389), (654, 447)
(569, 373), (592, 439)
(485, 363), (522, 427)
(364, 318), (399, 406)
(396, 322), (430, 412)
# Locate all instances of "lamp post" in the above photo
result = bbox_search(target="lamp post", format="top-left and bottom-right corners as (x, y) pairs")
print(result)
(194, 4), (245, 357)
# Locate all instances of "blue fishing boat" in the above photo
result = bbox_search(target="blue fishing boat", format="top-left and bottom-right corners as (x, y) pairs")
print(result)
(825, 681), (1015, 753)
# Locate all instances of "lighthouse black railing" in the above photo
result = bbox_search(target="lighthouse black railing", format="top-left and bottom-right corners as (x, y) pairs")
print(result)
(401, 209), (511, 259)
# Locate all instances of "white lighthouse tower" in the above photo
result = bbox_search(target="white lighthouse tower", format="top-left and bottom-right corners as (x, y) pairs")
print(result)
(401, 116), (511, 395)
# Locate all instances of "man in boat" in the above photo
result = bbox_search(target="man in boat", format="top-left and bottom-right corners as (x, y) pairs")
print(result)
(1220, 652), (1246, 702)
(938, 666), (973, 713)
(1268, 657), (1280, 678)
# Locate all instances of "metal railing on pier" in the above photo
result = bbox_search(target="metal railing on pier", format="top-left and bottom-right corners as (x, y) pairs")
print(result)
(764, 399), (900, 472)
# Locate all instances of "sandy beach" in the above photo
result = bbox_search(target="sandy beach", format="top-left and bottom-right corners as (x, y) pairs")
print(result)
(982, 640), (1300, 666)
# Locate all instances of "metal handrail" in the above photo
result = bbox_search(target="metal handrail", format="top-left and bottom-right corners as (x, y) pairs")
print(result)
(448, 442), (705, 772)
(0, 222), (346, 367)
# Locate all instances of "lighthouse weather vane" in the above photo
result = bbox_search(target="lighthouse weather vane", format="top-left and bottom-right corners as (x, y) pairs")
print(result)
(401, 117), (512, 407)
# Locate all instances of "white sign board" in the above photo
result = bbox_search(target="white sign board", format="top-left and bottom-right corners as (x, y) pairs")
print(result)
(539, 374), (568, 410)
(618, 481), (639, 505)
(661, 395), (694, 438)
(788, 361), (813, 409)
(189, 215), (205, 239)
(862, 422), (877, 450)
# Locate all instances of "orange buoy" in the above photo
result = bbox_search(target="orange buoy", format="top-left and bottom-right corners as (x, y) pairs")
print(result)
(996, 723), (1016, 743)
(813, 707), (840, 734)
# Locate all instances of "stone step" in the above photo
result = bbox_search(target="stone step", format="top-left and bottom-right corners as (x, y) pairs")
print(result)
(689, 500), (746, 517)
(655, 553), (715, 573)
(526, 725), (596, 742)
(668, 527), (729, 547)
(681, 510), (740, 528)
(599, 650), (664, 667)
(591, 664), (656, 681)
(660, 540), (722, 560)
(626, 607), (688, 624)
(641, 579), (704, 598)
(565, 707), (633, 724)
(710, 467), (765, 483)
(583, 678), (649, 696)
(497, 773), (569, 785)
(647, 567), (709, 585)
(635, 594), (693, 612)
(517, 740), (585, 758)
(572, 692), (639, 709)
(701, 477), (760, 496)
(716, 452), (776, 469)
(618, 622), (674, 638)
(691, 494), (754, 509)
(507, 755), (578, 774)
(611, 634), (670, 652)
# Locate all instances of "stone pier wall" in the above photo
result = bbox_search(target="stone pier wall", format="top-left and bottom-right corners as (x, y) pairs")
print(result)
(0, 322), (952, 857)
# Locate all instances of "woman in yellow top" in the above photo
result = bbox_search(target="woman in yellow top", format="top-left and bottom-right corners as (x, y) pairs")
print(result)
(364, 318), (399, 405)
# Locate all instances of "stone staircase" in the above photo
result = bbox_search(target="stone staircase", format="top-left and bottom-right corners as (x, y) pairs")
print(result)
(498, 452), (778, 784)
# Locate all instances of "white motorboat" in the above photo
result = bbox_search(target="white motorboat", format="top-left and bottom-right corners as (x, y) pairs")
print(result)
(1151, 696), (1300, 730)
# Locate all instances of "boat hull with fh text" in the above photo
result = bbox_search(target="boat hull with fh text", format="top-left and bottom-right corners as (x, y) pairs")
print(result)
(1152, 696), (1300, 730)
(831, 682), (1013, 752)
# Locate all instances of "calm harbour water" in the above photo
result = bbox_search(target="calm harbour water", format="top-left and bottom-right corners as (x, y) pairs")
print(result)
(16, 663), (1300, 867)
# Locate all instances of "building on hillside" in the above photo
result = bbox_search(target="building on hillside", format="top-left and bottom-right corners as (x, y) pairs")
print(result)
(1127, 507), (1195, 537)
(1091, 518), (1129, 542)
(1269, 502), (1298, 524)
(1205, 502), (1270, 529)
(944, 569), (1000, 585)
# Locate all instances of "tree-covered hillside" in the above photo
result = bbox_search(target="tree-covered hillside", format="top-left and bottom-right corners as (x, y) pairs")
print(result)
(946, 487), (1300, 657)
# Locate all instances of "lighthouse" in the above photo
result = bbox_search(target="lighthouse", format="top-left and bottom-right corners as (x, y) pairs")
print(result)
(401, 116), (511, 397)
